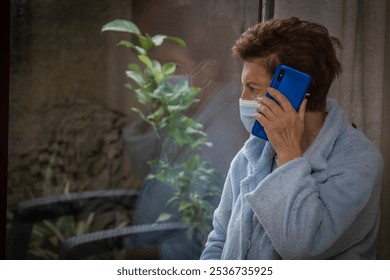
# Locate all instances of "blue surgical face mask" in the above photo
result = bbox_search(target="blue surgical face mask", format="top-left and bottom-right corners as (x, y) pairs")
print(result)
(239, 98), (258, 134)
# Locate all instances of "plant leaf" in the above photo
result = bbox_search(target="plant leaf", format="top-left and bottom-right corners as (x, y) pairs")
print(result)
(165, 36), (187, 47)
(156, 212), (172, 223)
(43, 220), (65, 242)
(131, 107), (152, 125)
(125, 70), (144, 86)
(138, 35), (153, 52)
(179, 201), (192, 211)
(128, 63), (142, 73)
(154, 71), (164, 84)
(81, 213), (95, 235)
(148, 106), (165, 122)
(151, 35), (167, 46)
(162, 63), (176, 75)
(134, 88), (149, 105)
(124, 83), (133, 90)
(101, 19), (140, 35)
(117, 40), (134, 48)
(166, 196), (178, 205)
(138, 55), (153, 70)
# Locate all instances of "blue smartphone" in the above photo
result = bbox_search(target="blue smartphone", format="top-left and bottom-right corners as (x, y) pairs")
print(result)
(252, 64), (312, 140)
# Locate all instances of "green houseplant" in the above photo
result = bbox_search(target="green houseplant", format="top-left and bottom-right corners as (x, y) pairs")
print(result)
(101, 20), (220, 246)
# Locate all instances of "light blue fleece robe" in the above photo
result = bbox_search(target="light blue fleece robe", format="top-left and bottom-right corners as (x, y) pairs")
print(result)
(200, 99), (383, 260)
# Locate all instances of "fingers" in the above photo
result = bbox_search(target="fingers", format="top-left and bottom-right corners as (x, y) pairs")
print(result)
(256, 99), (280, 121)
(266, 87), (294, 112)
(255, 87), (307, 122)
(254, 87), (287, 121)
(298, 98), (307, 121)
(254, 111), (269, 126)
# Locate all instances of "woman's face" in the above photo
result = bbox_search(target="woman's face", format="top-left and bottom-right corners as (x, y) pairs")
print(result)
(241, 58), (272, 101)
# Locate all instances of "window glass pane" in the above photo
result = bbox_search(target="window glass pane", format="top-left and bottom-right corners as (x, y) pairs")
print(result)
(8, 0), (258, 259)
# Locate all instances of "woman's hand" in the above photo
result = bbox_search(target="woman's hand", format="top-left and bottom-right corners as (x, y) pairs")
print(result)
(254, 87), (307, 165)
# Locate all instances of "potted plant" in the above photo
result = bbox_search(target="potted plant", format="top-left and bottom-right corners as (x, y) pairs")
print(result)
(101, 20), (221, 258)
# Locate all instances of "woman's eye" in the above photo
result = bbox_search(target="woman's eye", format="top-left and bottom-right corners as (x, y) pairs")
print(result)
(249, 87), (261, 97)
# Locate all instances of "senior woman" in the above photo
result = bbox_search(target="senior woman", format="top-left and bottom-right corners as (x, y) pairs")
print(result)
(200, 17), (383, 260)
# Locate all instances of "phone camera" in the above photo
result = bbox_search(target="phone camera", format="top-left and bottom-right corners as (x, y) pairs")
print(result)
(277, 69), (285, 81)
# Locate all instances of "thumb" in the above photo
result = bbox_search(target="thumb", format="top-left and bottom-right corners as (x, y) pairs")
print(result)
(298, 98), (307, 121)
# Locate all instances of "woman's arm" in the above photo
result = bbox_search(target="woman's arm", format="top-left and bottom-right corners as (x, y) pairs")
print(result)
(246, 151), (383, 259)
(200, 170), (235, 260)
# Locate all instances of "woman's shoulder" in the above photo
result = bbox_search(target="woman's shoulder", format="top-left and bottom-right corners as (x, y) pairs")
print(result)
(324, 99), (383, 169)
(332, 123), (383, 172)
